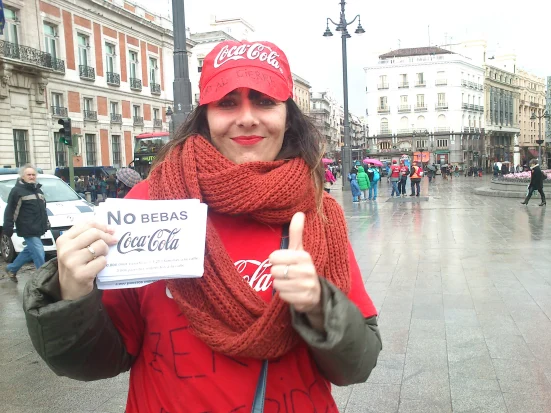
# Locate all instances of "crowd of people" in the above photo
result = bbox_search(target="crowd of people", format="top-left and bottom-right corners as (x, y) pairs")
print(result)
(69, 169), (143, 202)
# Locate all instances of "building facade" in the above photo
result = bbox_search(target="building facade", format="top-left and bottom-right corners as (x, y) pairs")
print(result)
(0, 0), (179, 173)
(516, 69), (546, 163)
(292, 73), (311, 114)
(309, 91), (334, 155)
(484, 63), (520, 167)
(365, 47), (485, 166)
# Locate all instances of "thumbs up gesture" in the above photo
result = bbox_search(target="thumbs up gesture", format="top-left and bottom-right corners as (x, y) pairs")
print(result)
(269, 212), (323, 321)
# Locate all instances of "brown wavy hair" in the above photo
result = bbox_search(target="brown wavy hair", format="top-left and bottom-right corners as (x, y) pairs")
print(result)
(153, 99), (326, 207)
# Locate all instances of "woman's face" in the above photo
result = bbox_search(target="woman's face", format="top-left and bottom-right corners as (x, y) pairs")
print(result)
(206, 88), (287, 164)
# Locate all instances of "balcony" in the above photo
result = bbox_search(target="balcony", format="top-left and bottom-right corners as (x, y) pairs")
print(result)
(106, 72), (120, 86)
(377, 83), (389, 90)
(130, 78), (142, 91)
(377, 106), (390, 113)
(153, 119), (162, 128)
(462, 103), (469, 110)
(398, 105), (411, 113)
(79, 65), (95, 81)
(151, 82), (161, 95)
(398, 82), (409, 88)
(110, 113), (122, 123)
(415, 80), (426, 87)
(51, 106), (68, 117)
(435, 127), (451, 133)
(461, 80), (468, 86)
(133, 116), (144, 126)
(83, 110), (97, 121)
(414, 104), (427, 112)
(435, 79), (447, 86)
(397, 129), (412, 135)
(435, 102), (448, 110)
(1, 40), (66, 74)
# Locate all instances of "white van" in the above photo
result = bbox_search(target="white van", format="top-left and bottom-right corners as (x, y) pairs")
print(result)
(0, 171), (95, 262)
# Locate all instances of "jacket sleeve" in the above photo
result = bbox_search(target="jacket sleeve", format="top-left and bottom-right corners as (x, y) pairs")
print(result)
(291, 277), (382, 386)
(23, 259), (135, 381)
(3, 188), (18, 233)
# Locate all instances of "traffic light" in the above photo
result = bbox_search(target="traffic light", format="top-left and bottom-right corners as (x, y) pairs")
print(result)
(58, 118), (72, 146)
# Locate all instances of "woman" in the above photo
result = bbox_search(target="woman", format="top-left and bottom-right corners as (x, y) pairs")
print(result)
(23, 40), (381, 413)
(323, 163), (336, 193)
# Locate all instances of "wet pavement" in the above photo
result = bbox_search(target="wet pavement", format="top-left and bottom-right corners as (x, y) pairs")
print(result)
(2, 175), (551, 412)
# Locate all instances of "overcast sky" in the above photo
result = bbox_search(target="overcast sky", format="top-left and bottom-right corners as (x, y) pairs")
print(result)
(139, 0), (550, 116)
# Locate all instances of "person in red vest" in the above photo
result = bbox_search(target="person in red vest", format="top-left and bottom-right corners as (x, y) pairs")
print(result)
(389, 160), (401, 197)
(409, 161), (423, 197)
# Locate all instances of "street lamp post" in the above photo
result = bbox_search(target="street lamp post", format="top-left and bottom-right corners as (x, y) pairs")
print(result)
(323, 1), (365, 190)
(419, 148), (425, 170)
(530, 110), (550, 167)
(171, 0), (193, 134)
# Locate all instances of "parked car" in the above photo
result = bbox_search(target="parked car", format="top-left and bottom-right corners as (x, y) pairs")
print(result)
(0, 170), (95, 262)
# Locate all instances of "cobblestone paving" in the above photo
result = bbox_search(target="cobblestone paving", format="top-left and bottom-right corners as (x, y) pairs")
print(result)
(1, 175), (551, 412)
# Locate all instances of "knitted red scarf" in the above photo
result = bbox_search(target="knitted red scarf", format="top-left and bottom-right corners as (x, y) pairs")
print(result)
(148, 135), (351, 359)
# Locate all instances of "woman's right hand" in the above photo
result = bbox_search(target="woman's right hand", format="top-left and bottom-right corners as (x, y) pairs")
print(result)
(56, 221), (118, 301)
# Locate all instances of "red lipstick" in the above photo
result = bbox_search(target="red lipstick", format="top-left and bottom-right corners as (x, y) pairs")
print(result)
(231, 135), (263, 146)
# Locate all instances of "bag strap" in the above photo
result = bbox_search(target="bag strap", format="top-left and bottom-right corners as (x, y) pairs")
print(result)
(251, 223), (289, 413)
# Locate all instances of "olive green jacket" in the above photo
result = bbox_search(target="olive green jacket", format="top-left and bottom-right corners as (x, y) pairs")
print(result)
(23, 259), (382, 386)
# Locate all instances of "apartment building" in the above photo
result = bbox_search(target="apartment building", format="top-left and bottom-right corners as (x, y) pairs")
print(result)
(516, 69), (546, 162)
(365, 47), (485, 166)
(292, 73), (311, 114)
(0, 0), (182, 173)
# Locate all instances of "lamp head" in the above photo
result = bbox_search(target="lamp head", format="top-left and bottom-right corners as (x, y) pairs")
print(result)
(530, 112), (536, 120)
(323, 27), (333, 37)
(355, 23), (365, 34)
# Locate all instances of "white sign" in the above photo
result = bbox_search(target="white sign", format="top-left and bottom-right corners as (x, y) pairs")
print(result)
(94, 198), (208, 289)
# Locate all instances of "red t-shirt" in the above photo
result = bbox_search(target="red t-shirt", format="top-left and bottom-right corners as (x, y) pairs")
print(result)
(102, 181), (377, 413)
(390, 165), (401, 178)
(399, 166), (409, 177)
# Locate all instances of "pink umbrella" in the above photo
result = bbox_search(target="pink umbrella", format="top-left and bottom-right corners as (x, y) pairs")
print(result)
(363, 158), (383, 167)
(322, 158), (334, 164)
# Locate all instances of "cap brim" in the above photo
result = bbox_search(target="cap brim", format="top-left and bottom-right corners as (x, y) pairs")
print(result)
(199, 66), (290, 105)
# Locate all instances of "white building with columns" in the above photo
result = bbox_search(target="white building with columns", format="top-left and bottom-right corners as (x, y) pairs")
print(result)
(364, 46), (485, 166)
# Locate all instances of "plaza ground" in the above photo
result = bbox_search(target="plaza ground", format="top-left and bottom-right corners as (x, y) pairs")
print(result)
(1, 175), (551, 412)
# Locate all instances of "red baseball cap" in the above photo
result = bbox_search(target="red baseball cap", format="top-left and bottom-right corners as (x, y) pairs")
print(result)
(199, 40), (293, 105)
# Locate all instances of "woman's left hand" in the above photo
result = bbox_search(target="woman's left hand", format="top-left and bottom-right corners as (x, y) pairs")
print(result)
(269, 213), (324, 328)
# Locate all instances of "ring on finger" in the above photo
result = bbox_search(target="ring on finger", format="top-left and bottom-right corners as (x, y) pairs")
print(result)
(283, 265), (290, 280)
(86, 245), (97, 260)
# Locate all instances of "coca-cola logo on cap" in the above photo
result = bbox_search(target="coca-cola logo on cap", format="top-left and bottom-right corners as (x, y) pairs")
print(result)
(214, 43), (282, 72)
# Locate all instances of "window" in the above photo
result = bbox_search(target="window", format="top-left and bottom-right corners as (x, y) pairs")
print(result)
(43, 23), (58, 59)
(399, 74), (408, 87)
(51, 92), (63, 108)
(13, 130), (29, 167)
(416, 94), (425, 107)
(111, 135), (121, 168)
(83, 97), (93, 112)
(379, 96), (387, 108)
(400, 95), (408, 104)
(53, 132), (67, 167)
(110, 101), (119, 115)
(380, 141), (391, 150)
(149, 57), (158, 84)
(153, 108), (160, 119)
(133, 105), (141, 118)
(2, 8), (20, 45)
(85, 134), (97, 166)
(416, 73), (425, 85)
(438, 93), (446, 105)
(380, 118), (389, 133)
(77, 34), (90, 67)
(198, 58), (204, 73)
(437, 139), (448, 147)
(105, 43), (116, 73)
(416, 140), (427, 149)
(129, 51), (139, 79)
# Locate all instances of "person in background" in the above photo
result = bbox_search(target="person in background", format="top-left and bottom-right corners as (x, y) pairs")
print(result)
(409, 161), (422, 197)
(324, 164), (336, 194)
(348, 167), (361, 203)
(107, 174), (117, 198)
(366, 163), (380, 201)
(389, 160), (401, 197)
(2, 164), (49, 282)
(99, 176), (108, 201)
(398, 160), (409, 197)
(521, 160), (546, 206)
(356, 165), (370, 201)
